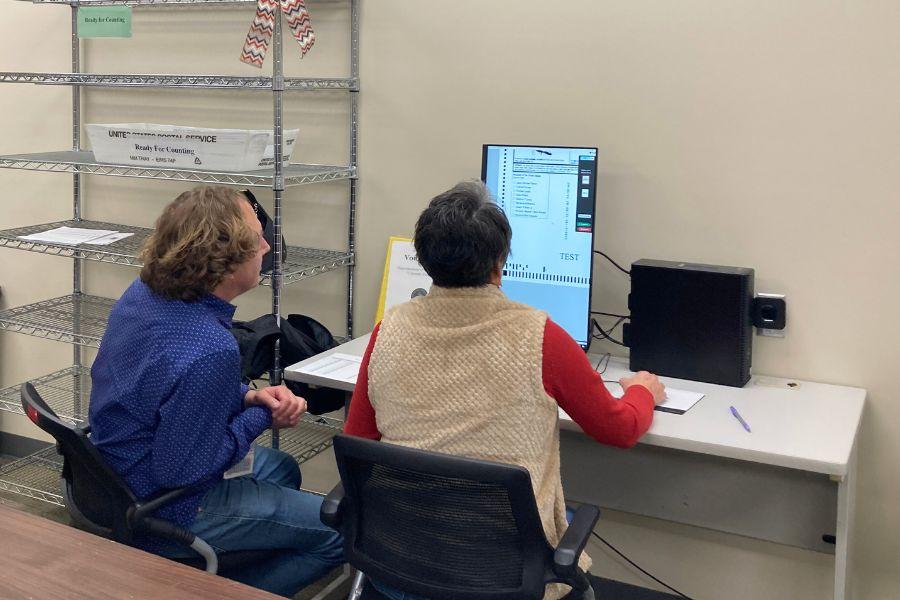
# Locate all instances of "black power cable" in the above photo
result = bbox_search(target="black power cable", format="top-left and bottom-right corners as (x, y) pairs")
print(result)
(593, 250), (631, 276)
(594, 352), (612, 375)
(591, 310), (629, 319)
(591, 317), (627, 347)
(591, 530), (695, 599)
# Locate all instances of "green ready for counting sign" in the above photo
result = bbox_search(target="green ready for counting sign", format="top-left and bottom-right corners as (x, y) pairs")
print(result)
(78, 6), (132, 39)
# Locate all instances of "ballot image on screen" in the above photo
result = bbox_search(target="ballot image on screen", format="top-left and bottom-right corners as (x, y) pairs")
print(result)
(482, 144), (597, 348)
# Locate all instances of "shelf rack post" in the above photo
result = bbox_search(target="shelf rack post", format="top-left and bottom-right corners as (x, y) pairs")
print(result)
(71, 2), (84, 417)
(347, 0), (358, 340)
(269, 2), (285, 450)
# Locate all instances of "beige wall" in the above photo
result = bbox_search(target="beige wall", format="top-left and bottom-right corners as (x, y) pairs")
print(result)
(1, 1), (898, 598)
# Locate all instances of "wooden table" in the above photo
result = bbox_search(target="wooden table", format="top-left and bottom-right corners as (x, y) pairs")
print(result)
(0, 503), (280, 599)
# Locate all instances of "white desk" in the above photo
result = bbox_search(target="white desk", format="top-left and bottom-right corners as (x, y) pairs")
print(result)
(286, 334), (371, 392)
(285, 334), (865, 600)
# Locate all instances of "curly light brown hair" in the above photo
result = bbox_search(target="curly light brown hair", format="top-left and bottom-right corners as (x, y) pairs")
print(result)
(140, 186), (258, 301)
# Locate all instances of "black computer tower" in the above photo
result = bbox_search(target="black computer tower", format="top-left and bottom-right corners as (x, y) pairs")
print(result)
(625, 259), (754, 387)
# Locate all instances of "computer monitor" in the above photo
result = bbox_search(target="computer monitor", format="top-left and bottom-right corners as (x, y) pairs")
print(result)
(481, 144), (598, 349)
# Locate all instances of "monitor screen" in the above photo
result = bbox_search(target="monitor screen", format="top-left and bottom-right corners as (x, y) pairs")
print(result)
(482, 144), (597, 349)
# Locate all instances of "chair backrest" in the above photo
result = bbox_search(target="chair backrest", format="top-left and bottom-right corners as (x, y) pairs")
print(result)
(21, 382), (139, 541)
(331, 434), (555, 600)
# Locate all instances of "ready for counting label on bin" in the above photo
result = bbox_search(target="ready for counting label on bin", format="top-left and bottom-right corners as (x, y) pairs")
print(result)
(78, 7), (132, 39)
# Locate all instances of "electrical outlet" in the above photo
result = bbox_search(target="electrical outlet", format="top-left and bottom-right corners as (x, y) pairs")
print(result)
(755, 292), (786, 337)
(758, 328), (785, 338)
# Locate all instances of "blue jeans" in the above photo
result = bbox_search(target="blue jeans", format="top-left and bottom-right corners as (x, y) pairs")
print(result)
(370, 507), (580, 600)
(163, 446), (345, 597)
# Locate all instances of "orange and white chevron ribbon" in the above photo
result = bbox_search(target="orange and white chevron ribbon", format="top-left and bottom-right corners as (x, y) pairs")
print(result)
(240, 0), (316, 68)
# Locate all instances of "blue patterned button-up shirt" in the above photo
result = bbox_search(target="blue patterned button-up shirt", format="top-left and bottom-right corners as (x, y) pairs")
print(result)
(89, 279), (271, 548)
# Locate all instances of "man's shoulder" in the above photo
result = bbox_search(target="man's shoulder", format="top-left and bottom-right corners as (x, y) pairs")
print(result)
(111, 279), (171, 319)
(174, 314), (239, 355)
(119, 280), (238, 357)
(112, 278), (149, 309)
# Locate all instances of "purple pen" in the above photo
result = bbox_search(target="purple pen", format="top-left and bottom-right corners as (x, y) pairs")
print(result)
(730, 406), (752, 433)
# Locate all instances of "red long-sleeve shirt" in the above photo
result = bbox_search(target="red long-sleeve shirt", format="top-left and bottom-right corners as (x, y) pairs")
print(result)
(344, 320), (655, 448)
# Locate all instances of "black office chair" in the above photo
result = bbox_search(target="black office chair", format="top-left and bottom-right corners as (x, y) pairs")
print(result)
(321, 434), (599, 600)
(20, 382), (277, 575)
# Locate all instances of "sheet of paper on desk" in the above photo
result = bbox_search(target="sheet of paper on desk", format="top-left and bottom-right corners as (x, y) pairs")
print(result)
(606, 382), (705, 415)
(296, 353), (362, 384)
(654, 388), (705, 414)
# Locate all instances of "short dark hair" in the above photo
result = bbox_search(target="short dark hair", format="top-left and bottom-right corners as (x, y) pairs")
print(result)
(414, 181), (512, 288)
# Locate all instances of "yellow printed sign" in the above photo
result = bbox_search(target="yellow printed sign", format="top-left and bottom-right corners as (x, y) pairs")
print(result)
(374, 237), (433, 324)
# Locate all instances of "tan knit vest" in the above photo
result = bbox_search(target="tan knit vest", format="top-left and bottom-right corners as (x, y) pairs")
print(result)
(368, 285), (590, 599)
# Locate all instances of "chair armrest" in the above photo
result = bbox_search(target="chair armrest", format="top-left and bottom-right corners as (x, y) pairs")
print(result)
(553, 503), (600, 580)
(320, 482), (345, 529)
(135, 516), (196, 548)
(132, 486), (197, 521)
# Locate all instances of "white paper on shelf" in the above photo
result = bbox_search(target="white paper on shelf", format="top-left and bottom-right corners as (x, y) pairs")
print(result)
(18, 226), (119, 245)
(295, 353), (362, 385)
(84, 232), (134, 245)
(256, 130), (300, 168)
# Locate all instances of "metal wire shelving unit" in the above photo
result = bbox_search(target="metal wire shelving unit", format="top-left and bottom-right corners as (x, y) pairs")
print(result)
(0, 0), (358, 505)
(0, 219), (355, 285)
(0, 295), (114, 348)
(0, 293), (350, 354)
(0, 72), (358, 90)
(255, 415), (344, 464)
(0, 447), (66, 506)
(0, 152), (355, 187)
(0, 367), (91, 425)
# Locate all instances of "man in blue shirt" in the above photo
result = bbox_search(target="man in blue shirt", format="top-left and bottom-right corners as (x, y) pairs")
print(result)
(89, 185), (344, 597)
